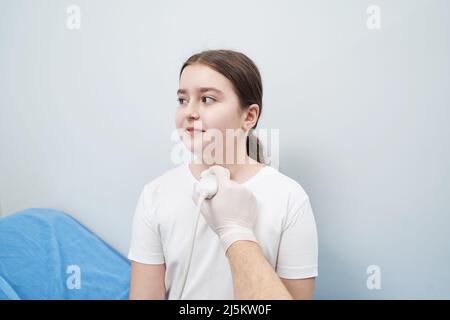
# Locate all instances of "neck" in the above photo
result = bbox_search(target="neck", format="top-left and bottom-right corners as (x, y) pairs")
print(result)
(189, 156), (263, 183)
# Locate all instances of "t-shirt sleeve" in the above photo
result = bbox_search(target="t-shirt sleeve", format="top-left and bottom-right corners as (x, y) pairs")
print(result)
(127, 183), (165, 264)
(276, 197), (318, 279)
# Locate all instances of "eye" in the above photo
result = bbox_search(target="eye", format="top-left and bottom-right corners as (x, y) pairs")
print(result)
(202, 96), (216, 104)
(177, 97), (187, 105)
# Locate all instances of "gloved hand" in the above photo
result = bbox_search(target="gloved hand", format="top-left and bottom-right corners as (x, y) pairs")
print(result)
(191, 165), (259, 254)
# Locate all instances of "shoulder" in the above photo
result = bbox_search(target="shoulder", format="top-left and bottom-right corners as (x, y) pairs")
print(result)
(141, 163), (187, 196)
(262, 166), (310, 208)
(261, 167), (315, 228)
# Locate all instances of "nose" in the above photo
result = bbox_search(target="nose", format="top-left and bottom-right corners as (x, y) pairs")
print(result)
(188, 112), (200, 121)
(185, 101), (201, 120)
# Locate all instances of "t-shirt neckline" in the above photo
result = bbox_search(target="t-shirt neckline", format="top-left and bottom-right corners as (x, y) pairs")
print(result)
(185, 162), (270, 186)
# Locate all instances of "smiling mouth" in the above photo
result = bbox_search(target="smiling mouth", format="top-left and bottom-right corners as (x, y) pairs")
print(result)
(186, 128), (205, 133)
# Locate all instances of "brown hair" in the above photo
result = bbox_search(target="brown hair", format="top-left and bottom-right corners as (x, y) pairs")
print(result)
(179, 49), (266, 164)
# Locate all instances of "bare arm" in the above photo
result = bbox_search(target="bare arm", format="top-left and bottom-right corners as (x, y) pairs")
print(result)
(225, 240), (293, 300)
(129, 261), (166, 300)
(281, 278), (315, 300)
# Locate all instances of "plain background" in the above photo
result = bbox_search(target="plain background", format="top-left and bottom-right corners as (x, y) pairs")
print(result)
(1, 0), (449, 299)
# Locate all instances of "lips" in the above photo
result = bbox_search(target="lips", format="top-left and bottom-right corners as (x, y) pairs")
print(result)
(186, 127), (205, 133)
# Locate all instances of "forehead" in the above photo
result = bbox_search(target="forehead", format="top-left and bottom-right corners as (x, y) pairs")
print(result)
(178, 64), (233, 95)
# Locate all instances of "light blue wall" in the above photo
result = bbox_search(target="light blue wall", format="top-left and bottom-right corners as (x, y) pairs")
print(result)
(1, 0), (449, 299)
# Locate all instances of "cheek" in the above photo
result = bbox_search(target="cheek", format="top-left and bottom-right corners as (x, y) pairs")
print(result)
(205, 110), (244, 148)
(175, 109), (184, 128)
(205, 106), (240, 130)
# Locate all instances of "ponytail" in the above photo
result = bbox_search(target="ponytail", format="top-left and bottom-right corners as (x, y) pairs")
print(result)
(246, 128), (266, 164)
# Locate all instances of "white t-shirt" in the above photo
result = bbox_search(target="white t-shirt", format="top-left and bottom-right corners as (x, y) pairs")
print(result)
(128, 163), (318, 300)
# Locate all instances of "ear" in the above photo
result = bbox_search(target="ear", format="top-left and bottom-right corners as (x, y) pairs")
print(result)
(242, 104), (260, 131)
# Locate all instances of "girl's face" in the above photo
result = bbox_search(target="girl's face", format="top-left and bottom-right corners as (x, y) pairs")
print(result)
(175, 63), (253, 164)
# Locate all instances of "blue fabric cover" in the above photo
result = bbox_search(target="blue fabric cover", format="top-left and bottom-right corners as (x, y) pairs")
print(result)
(0, 208), (130, 299)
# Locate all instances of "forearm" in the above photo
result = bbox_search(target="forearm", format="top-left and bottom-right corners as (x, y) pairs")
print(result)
(225, 240), (293, 300)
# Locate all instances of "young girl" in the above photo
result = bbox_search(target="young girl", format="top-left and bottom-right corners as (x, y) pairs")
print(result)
(128, 49), (318, 300)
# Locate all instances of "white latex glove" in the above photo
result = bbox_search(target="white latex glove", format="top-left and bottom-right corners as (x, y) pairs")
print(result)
(191, 165), (259, 254)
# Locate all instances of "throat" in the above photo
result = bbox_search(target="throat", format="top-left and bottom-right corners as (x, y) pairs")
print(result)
(189, 160), (265, 184)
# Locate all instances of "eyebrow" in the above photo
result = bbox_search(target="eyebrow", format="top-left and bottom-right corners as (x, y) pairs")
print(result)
(177, 87), (224, 96)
